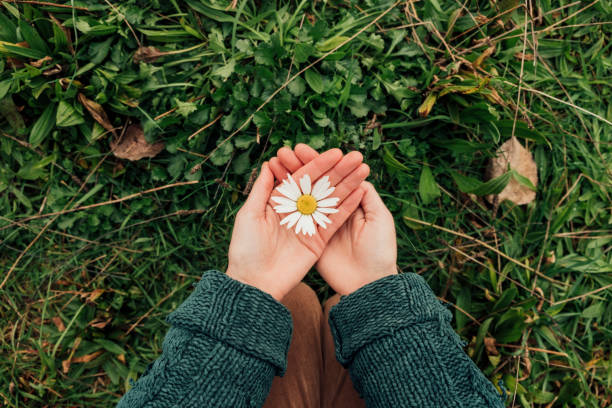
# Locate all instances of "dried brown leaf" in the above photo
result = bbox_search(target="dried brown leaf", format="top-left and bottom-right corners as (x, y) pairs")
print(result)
(61, 358), (71, 374)
(110, 125), (164, 161)
(71, 350), (103, 364)
(89, 317), (111, 329)
(518, 353), (532, 381)
(475, 14), (489, 24)
(473, 44), (496, 68)
(61, 336), (82, 373)
(30, 56), (52, 68)
(79, 288), (105, 303)
(42, 64), (63, 76)
(78, 93), (115, 135)
(487, 136), (538, 205)
(51, 316), (65, 332)
(417, 93), (437, 117)
(515, 52), (535, 61)
(484, 337), (499, 355)
(133, 46), (164, 63)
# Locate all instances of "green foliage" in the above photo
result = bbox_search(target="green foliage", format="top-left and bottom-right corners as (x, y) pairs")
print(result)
(0, 0), (610, 407)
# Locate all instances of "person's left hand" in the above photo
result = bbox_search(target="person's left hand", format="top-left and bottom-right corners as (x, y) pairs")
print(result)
(226, 149), (368, 301)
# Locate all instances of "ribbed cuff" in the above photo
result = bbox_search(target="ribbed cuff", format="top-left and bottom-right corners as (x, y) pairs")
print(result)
(166, 270), (293, 376)
(328, 273), (451, 366)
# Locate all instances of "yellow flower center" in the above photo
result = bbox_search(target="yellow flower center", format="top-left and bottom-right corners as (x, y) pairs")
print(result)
(296, 194), (317, 215)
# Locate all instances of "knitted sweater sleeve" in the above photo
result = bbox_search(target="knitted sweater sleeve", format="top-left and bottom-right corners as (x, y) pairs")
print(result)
(328, 273), (506, 408)
(116, 270), (292, 408)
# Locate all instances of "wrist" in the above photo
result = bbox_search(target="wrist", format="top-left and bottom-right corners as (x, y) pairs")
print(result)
(226, 267), (285, 301)
(343, 265), (398, 295)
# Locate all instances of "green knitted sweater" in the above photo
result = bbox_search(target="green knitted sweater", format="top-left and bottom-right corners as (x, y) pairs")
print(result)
(117, 271), (505, 407)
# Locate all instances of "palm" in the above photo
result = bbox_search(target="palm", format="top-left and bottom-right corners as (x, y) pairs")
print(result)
(263, 204), (325, 269)
(316, 209), (366, 292)
(273, 144), (397, 295)
(227, 149), (368, 300)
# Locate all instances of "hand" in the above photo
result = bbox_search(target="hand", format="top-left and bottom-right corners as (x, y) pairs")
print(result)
(273, 144), (397, 295)
(226, 149), (368, 300)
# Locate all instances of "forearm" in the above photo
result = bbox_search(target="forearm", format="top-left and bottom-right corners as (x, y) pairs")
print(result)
(117, 270), (292, 408)
(328, 273), (505, 408)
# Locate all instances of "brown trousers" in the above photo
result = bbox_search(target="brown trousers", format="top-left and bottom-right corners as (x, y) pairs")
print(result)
(263, 283), (367, 408)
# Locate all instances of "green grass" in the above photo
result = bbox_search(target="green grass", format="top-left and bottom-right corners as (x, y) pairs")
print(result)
(0, 0), (611, 406)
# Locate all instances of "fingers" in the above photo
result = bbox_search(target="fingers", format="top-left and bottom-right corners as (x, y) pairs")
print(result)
(295, 143), (319, 164)
(276, 146), (369, 204)
(321, 151), (365, 188)
(279, 145), (364, 190)
(359, 181), (391, 220)
(277, 146), (303, 173)
(319, 188), (365, 243)
(269, 157), (290, 182)
(331, 163), (370, 203)
(286, 148), (343, 187)
(242, 162), (274, 214)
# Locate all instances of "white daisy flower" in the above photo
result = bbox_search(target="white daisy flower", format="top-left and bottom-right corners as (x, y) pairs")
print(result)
(271, 174), (339, 236)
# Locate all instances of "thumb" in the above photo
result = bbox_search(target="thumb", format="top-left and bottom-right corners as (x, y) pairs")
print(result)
(243, 162), (274, 214)
(360, 182), (390, 220)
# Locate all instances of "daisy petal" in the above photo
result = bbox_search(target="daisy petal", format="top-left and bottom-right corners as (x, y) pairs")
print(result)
(316, 207), (339, 214)
(312, 211), (331, 229)
(314, 186), (335, 201)
(317, 197), (340, 208)
(271, 196), (297, 207)
(295, 214), (304, 234)
(299, 174), (312, 195)
(311, 176), (330, 200)
(303, 215), (316, 236)
(274, 205), (297, 213)
(276, 183), (300, 201)
(280, 211), (301, 228)
(286, 174), (301, 198)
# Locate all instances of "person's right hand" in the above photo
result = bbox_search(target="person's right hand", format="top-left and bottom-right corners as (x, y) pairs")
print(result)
(271, 144), (398, 295)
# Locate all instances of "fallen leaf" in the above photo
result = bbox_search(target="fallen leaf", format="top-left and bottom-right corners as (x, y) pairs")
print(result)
(30, 56), (52, 68)
(475, 14), (489, 24)
(61, 359), (71, 374)
(42, 64), (63, 76)
(61, 336), (82, 373)
(486, 136), (538, 205)
(89, 317), (111, 329)
(59, 78), (83, 89)
(417, 93), (437, 117)
(473, 44), (496, 68)
(484, 337), (499, 355)
(518, 353), (532, 381)
(71, 350), (103, 364)
(79, 288), (105, 303)
(110, 125), (164, 161)
(78, 93), (115, 136)
(133, 46), (164, 63)
(51, 316), (65, 332)
(515, 52), (535, 61)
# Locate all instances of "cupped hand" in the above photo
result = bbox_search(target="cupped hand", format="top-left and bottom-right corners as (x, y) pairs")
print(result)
(226, 149), (368, 301)
(274, 144), (398, 295)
